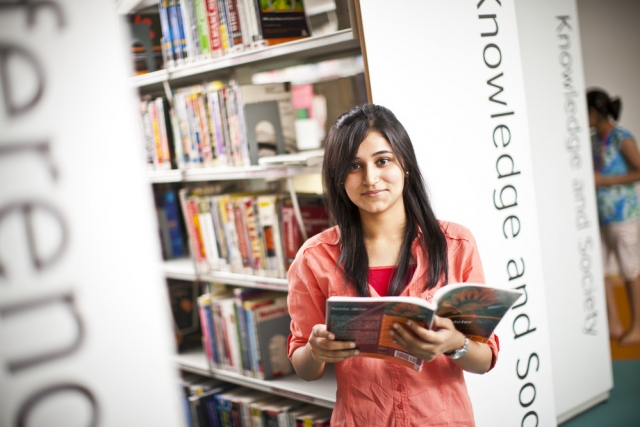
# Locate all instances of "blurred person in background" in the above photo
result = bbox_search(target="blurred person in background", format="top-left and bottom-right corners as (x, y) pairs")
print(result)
(589, 88), (640, 347)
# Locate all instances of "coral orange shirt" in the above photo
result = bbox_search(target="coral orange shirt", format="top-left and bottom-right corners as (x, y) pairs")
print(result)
(287, 221), (499, 427)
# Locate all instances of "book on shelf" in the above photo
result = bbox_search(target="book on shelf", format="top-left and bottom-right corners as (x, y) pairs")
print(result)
(179, 189), (324, 278)
(170, 280), (205, 351)
(247, 293), (293, 380)
(280, 194), (330, 271)
(151, 0), (282, 70)
(156, 186), (187, 260)
(256, 0), (311, 46)
(326, 283), (523, 371)
(239, 82), (296, 161)
(260, 398), (307, 427)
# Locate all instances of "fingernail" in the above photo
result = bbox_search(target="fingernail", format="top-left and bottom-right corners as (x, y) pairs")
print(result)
(354, 350), (360, 355)
(389, 330), (395, 336)
(328, 334), (335, 340)
(406, 320), (412, 326)
(393, 323), (398, 330)
(349, 342), (355, 348)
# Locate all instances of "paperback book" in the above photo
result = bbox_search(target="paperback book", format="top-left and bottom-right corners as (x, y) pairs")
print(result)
(326, 283), (523, 371)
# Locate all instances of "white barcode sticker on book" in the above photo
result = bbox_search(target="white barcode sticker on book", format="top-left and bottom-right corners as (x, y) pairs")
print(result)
(393, 350), (418, 364)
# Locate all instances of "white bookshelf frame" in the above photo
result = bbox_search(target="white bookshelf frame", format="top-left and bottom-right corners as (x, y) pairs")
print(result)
(149, 165), (322, 184)
(163, 258), (288, 291)
(131, 29), (360, 89)
(175, 348), (337, 409)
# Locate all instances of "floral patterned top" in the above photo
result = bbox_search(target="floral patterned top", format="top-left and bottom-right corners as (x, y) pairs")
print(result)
(592, 126), (640, 225)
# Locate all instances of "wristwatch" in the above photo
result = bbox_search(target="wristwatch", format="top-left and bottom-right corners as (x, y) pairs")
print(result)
(444, 336), (469, 360)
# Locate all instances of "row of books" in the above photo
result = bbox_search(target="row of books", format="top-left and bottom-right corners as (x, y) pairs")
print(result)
(198, 285), (292, 380)
(141, 81), (295, 171)
(156, 0), (312, 70)
(181, 372), (332, 427)
(179, 189), (329, 277)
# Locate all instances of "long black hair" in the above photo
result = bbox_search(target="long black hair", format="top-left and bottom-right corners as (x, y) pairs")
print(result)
(587, 88), (622, 121)
(322, 104), (448, 296)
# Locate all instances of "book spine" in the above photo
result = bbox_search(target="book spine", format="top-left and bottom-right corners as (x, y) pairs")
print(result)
(205, 0), (224, 57)
(164, 188), (186, 258)
(169, 107), (186, 170)
(206, 87), (228, 166)
(219, 195), (243, 273)
(178, 0), (196, 61)
(243, 197), (266, 275)
(168, 0), (185, 63)
(211, 299), (231, 369)
(232, 197), (253, 274)
(209, 196), (229, 271)
(280, 197), (299, 272)
(222, 299), (243, 373)
(224, 0), (244, 48)
(197, 295), (215, 366)
(198, 197), (220, 270)
(193, 0), (212, 55)
(155, 97), (173, 169)
(202, 86), (219, 166)
(217, 0), (234, 51)
(217, 88), (235, 166)
(178, 188), (198, 261)
(195, 91), (213, 166)
(158, 0), (176, 67)
(257, 196), (286, 278)
(230, 82), (251, 167)
(140, 100), (157, 170)
(186, 91), (205, 166)
(173, 91), (195, 168)
(190, 198), (210, 272)
(175, 0), (189, 61)
(148, 100), (165, 169)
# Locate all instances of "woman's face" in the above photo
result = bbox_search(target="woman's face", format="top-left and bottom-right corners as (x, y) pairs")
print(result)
(344, 131), (406, 218)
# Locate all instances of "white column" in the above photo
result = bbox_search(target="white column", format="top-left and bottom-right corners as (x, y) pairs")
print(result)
(356, 0), (607, 425)
(0, 2), (183, 426)
(514, 0), (612, 422)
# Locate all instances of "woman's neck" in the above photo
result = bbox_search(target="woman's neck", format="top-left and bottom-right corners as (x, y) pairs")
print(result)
(360, 207), (408, 267)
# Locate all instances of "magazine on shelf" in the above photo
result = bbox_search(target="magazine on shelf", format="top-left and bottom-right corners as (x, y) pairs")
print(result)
(326, 283), (523, 371)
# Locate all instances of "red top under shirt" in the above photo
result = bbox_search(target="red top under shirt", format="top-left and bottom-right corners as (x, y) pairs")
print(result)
(368, 264), (418, 296)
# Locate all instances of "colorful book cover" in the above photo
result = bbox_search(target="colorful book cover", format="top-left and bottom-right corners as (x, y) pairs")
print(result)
(193, 0), (212, 54)
(163, 188), (186, 258)
(256, 0), (310, 46)
(326, 283), (523, 371)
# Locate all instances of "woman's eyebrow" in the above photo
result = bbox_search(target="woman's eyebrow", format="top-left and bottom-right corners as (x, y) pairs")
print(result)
(353, 150), (393, 160)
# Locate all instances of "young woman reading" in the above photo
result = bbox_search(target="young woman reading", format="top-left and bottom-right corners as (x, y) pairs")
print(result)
(287, 104), (498, 426)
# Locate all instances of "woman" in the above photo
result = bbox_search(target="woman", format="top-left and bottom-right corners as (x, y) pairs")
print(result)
(588, 88), (640, 347)
(287, 104), (498, 426)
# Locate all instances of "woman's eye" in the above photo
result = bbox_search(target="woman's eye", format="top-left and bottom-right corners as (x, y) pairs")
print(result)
(378, 158), (390, 165)
(350, 163), (360, 170)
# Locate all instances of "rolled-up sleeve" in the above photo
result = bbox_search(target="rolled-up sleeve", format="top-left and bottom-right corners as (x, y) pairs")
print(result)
(287, 248), (329, 360)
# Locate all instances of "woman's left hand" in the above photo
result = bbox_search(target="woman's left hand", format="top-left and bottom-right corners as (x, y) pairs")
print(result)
(594, 171), (607, 186)
(389, 315), (465, 363)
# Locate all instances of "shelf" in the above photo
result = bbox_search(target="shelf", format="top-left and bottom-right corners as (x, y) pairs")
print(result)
(163, 258), (288, 291)
(147, 169), (183, 183)
(131, 29), (360, 89)
(149, 164), (321, 183)
(175, 348), (337, 409)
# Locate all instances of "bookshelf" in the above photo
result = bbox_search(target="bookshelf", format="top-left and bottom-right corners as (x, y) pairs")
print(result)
(125, 1), (364, 416)
(164, 257), (288, 291)
(175, 348), (337, 409)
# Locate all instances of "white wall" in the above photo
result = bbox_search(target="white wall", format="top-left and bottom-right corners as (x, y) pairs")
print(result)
(578, 0), (640, 138)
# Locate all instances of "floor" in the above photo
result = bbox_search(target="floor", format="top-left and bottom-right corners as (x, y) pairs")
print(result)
(560, 281), (640, 427)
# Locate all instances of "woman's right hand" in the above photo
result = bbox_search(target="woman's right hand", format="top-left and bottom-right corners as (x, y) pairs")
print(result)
(307, 324), (360, 363)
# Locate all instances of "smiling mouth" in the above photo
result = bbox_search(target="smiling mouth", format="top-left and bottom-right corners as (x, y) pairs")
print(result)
(362, 190), (385, 196)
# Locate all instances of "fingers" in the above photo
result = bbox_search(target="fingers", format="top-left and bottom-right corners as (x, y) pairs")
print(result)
(432, 315), (455, 330)
(308, 324), (359, 362)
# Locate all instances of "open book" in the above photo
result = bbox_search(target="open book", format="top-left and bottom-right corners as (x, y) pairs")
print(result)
(325, 283), (523, 371)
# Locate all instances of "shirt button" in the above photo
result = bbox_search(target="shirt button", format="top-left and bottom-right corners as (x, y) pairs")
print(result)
(397, 384), (404, 392)
(397, 402), (404, 410)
